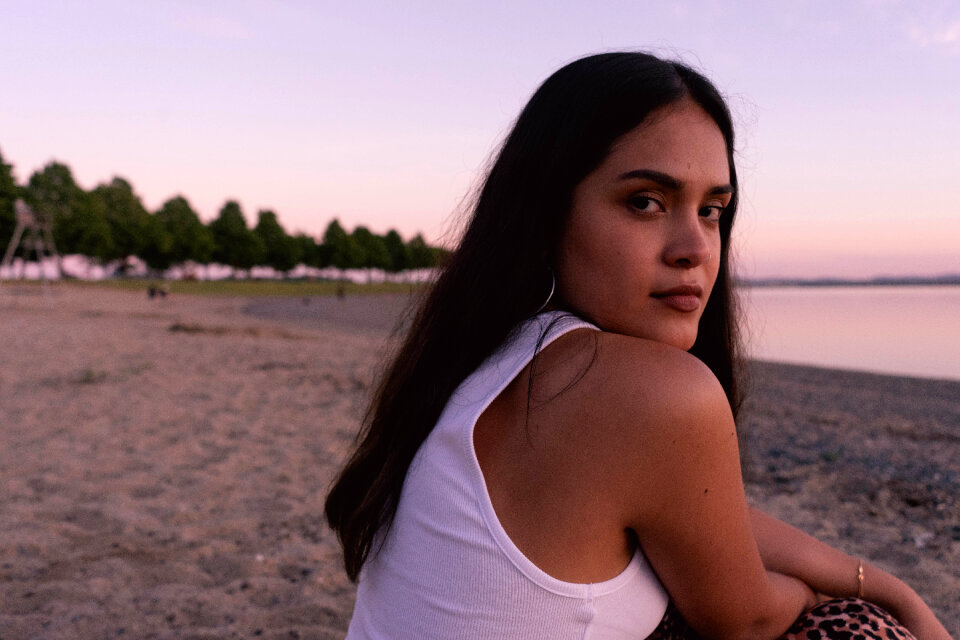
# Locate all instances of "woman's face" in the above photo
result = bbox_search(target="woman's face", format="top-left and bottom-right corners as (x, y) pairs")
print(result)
(554, 99), (732, 351)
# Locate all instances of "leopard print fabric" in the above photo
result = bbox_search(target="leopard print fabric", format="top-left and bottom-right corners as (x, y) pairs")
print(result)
(644, 601), (700, 639)
(778, 598), (917, 640)
(644, 598), (917, 640)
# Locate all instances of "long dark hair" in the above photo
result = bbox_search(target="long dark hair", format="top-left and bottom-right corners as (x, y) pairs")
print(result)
(325, 52), (744, 581)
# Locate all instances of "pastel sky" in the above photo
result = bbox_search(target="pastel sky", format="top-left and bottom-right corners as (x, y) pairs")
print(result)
(1, 0), (957, 279)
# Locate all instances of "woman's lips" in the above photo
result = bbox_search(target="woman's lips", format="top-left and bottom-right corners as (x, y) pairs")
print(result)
(651, 284), (703, 312)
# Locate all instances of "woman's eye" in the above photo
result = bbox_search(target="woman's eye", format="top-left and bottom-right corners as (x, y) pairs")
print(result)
(699, 205), (724, 221)
(627, 195), (664, 213)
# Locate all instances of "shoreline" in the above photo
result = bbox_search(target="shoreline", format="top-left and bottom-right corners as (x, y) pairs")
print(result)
(0, 287), (956, 637)
(741, 360), (959, 626)
(752, 358), (960, 386)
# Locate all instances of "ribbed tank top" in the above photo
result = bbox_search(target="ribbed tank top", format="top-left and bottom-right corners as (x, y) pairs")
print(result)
(347, 312), (669, 639)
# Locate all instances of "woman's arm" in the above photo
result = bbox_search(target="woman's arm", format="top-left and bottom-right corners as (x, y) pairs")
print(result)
(750, 507), (953, 640)
(570, 335), (817, 639)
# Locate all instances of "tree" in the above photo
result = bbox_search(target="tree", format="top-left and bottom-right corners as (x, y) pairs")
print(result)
(24, 162), (86, 254)
(208, 200), (265, 270)
(321, 218), (362, 269)
(430, 245), (450, 267)
(383, 229), (409, 272)
(0, 148), (19, 251)
(89, 177), (153, 261)
(406, 233), (436, 269)
(254, 209), (299, 272)
(55, 191), (114, 261)
(91, 176), (159, 260)
(137, 215), (174, 270)
(352, 226), (391, 270)
(292, 232), (319, 268)
(155, 196), (215, 265)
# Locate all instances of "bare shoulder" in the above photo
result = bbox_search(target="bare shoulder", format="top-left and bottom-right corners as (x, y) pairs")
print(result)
(596, 330), (724, 397)
(539, 328), (732, 438)
(533, 328), (739, 515)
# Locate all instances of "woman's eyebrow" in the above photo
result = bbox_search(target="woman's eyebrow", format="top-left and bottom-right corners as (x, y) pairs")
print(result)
(617, 168), (734, 195)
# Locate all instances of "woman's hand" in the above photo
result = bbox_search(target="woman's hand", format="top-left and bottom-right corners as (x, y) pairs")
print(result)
(886, 591), (954, 640)
(749, 510), (953, 640)
(857, 568), (953, 640)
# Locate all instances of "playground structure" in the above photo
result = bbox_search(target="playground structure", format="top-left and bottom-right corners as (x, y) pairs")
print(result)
(0, 199), (61, 282)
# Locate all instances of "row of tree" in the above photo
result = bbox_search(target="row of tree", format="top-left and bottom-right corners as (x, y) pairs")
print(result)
(0, 149), (446, 273)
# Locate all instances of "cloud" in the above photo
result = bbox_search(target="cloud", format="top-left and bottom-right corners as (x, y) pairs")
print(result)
(909, 19), (960, 54)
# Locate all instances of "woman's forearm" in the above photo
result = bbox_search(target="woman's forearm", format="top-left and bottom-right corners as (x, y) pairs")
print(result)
(758, 570), (818, 638)
(749, 507), (867, 597)
(750, 507), (953, 640)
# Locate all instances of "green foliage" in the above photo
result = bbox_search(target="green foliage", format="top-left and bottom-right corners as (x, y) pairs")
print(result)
(57, 191), (115, 261)
(431, 245), (450, 267)
(91, 177), (153, 262)
(321, 218), (348, 246)
(25, 161), (86, 254)
(0, 148), (19, 250)
(2, 149), (448, 275)
(254, 209), (300, 272)
(322, 218), (362, 269)
(292, 232), (320, 267)
(406, 233), (435, 269)
(155, 196), (215, 265)
(313, 222), (444, 271)
(352, 226), (392, 270)
(209, 200), (265, 270)
(383, 229), (409, 272)
(138, 213), (175, 271)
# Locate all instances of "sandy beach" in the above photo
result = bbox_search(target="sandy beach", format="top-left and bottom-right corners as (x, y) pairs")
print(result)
(1, 284), (956, 639)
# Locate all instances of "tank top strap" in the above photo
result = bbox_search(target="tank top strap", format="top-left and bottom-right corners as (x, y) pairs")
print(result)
(444, 312), (598, 419)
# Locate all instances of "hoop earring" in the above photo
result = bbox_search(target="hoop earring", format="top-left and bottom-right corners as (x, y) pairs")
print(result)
(533, 269), (556, 315)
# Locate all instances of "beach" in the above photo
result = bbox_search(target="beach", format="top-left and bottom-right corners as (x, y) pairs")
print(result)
(0, 284), (956, 639)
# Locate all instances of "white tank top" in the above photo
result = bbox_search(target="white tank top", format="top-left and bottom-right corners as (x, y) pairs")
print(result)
(347, 312), (669, 639)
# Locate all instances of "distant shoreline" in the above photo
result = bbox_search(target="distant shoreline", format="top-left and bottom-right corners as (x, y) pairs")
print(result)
(239, 291), (960, 383)
(739, 275), (960, 287)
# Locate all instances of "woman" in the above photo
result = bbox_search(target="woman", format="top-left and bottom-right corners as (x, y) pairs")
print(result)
(325, 52), (952, 639)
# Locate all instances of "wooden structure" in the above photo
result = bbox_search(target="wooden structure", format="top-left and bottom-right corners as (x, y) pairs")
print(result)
(1, 199), (61, 281)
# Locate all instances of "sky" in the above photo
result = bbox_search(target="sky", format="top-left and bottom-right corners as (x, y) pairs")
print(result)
(1, 0), (958, 279)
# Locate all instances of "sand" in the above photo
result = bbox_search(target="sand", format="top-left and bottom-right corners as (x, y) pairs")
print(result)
(0, 284), (956, 639)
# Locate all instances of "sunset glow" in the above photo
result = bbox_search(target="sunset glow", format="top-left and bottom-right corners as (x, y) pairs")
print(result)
(2, 0), (957, 278)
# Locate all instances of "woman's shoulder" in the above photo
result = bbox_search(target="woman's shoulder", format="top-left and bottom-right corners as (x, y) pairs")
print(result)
(533, 328), (735, 473)
(599, 330), (719, 386)
(529, 327), (739, 521)
(541, 328), (729, 425)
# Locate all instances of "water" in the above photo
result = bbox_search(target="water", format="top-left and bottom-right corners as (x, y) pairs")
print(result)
(741, 285), (960, 381)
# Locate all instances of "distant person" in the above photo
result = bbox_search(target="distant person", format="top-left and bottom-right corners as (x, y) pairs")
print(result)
(326, 53), (952, 639)
(147, 283), (168, 299)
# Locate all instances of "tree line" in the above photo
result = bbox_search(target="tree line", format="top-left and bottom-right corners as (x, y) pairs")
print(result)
(0, 149), (447, 273)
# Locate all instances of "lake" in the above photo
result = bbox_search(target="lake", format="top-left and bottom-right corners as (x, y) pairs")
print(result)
(741, 285), (960, 382)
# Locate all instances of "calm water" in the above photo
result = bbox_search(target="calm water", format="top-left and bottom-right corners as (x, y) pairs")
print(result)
(741, 285), (960, 381)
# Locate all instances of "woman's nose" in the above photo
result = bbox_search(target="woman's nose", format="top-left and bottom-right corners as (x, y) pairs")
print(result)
(662, 214), (712, 268)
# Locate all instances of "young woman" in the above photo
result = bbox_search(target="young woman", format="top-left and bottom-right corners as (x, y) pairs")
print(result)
(325, 52), (952, 640)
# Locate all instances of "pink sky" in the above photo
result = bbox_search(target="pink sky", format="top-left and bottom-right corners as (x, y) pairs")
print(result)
(1, 1), (957, 279)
